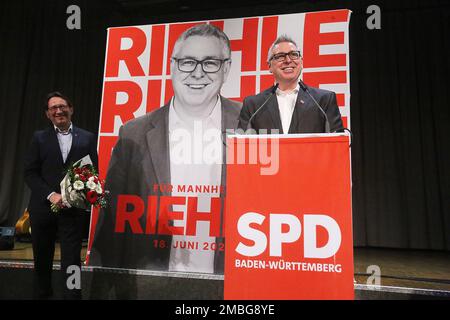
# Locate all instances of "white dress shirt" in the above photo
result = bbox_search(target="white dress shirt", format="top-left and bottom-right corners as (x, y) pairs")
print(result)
(168, 97), (222, 273)
(276, 84), (299, 134)
(47, 123), (73, 200)
(55, 123), (73, 163)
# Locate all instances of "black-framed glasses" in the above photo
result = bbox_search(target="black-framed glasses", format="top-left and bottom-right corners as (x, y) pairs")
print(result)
(48, 104), (69, 112)
(269, 50), (301, 62)
(172, 58), (230, 73)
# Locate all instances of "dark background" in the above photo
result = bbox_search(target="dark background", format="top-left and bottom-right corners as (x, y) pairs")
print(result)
(1, 0), (449, 250)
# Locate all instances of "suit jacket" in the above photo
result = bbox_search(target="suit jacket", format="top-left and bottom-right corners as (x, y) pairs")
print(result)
(238, 83), (344, 133)
(24, 125), (98, 215)
(89, 97), (242, 273)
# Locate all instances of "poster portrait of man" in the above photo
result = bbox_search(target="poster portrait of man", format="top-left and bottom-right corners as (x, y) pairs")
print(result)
(89, 24), (242, 273)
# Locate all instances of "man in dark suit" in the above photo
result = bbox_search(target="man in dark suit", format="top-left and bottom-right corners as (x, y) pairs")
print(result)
(238, 35), (343, 133)
(24, 92), (98, 299)
(89, 24), (241, 274)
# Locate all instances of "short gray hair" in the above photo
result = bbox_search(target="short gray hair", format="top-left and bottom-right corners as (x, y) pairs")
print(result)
(172, 24), (231, 58)
(267, 35), (299, 63)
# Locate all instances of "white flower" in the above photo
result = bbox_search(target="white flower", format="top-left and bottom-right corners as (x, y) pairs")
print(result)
(95, 185), (103, 194)
(74, 174), (80, 179)
(73, 180), (85, 191)
(88, 176), (95, 182)
(69, 190), (78, 201)
(86, 180), (97, 190)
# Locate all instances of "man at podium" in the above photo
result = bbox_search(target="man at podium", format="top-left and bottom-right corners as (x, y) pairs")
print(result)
(238, 35), (344, 134)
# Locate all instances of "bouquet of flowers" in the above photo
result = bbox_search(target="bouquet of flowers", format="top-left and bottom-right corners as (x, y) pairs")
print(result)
(51, 155), (108, 213)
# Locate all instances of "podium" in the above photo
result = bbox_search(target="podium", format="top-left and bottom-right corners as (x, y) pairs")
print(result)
(224, 133), (353, 299)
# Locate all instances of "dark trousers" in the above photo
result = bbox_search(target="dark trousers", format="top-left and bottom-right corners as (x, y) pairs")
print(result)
(30, 208), (85, 300)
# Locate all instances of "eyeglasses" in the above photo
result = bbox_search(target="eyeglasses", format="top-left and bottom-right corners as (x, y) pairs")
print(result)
(48, 104), (69, 112)
(172, 58), (230, 73)
(269, 50), (301, 63)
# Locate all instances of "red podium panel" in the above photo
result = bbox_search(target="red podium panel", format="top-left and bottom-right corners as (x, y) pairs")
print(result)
(224, 134), (353, 299)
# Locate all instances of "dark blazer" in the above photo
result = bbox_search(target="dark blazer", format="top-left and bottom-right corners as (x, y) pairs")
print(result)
(238, 83), (344, 133)
(24, 125), (98, 215)
(89, 97), (242, 273)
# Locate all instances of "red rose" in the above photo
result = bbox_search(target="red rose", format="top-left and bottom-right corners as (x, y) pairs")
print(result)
(79, 175), (87, 182)
(86, 190), (98, 204)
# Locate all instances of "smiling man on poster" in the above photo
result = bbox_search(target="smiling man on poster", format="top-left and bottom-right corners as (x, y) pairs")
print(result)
(238, 35), (344, 134)
(89, 24), (241, 273)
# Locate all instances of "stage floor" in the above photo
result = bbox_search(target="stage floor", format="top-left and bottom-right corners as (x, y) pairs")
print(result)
(1, 240), (449, 292)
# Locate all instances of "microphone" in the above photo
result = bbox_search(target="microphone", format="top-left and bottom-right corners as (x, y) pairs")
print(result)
(246, 83), (279, 131)
(298, 80), (331, 133)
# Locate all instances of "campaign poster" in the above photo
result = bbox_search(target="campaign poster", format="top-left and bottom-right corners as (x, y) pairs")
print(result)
(87, 9), (352, 275)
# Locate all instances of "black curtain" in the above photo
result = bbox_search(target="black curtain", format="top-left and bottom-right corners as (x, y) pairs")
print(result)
(349, 0), (450, 250)
(0, 0), (125, 227)
(0, 0), (449, 250)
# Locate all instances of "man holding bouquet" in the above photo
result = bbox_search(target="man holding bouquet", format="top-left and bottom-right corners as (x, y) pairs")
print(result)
(24, 91), (98, 299)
